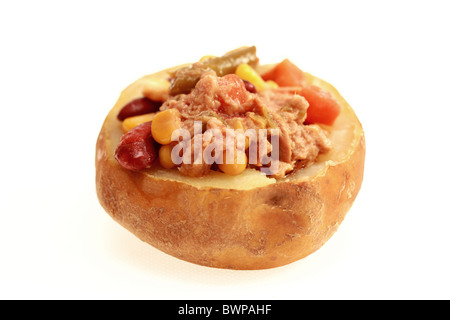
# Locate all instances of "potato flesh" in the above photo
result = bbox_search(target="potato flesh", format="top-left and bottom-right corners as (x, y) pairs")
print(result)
(105, 68), (362, 190)
(148, 165), (276, 190)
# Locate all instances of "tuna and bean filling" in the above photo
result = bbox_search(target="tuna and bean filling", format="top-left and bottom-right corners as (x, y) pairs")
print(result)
(114, 47), (339, 179)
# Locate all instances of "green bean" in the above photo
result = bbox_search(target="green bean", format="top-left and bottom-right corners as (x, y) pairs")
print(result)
(169, 46), (258, 96)
(206, 46), (258, 76)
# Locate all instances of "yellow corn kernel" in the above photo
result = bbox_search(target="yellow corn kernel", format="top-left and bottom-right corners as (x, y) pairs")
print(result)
(158, 144), (176, 169)
(122, 113), (156, 133)
(142, 77), (170, 102)
(235, 63), (267, 92)
(151, 109), (181, 145)
(265, 80), (279, 89)
(219, 150), (247, 176)
(228, 119), (250, 150)
(200, 55), (216, 62)
(238, 134), (250, 150)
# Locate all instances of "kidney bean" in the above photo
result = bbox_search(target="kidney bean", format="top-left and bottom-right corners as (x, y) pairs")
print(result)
(114, 122), (157, 171)
(243, 80), (257, 93)
(117, 97), (161, 121)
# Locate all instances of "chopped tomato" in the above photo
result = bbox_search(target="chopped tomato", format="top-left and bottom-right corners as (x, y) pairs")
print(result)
(302, 85), (341, 126)
(262, 59), (341, 125)
(217, 74), (249, 105)
(262, 59), (306, 87)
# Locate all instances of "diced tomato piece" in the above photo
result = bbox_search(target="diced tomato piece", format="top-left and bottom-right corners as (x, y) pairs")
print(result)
(302, 85), (341, 126)
(261, 65), (277, 82)
(217, 74), (249, 105)
(262, 59), (306, 87)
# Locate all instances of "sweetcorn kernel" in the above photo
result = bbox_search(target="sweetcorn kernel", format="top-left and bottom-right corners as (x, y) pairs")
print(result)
(122, 113), (156, 133)
(151, 109), (181, 145)
(159, 144), (176, 169)
(219, 150), (247, 175)
(142, 77), (170, 102)
(265, 80), (279, 89)
(235, 63), (267, 92)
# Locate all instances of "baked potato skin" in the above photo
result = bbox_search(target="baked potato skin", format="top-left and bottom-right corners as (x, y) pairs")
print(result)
(96, 124), (364, 270)
(95, 66), (365, 270)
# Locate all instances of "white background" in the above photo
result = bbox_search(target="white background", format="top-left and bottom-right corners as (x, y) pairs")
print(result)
(1, 0), (449, 300)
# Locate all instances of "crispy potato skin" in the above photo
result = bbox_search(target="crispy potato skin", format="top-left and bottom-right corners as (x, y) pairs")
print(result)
(95, 67), (365, 270)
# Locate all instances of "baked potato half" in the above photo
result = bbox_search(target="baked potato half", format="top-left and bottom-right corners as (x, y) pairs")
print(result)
(96, 63), (365, 270)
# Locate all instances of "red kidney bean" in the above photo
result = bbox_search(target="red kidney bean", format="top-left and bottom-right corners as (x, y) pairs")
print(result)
(114, 122), (157, 171)
(117, 97), (161, 121)
(243, 80), (257, 93)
